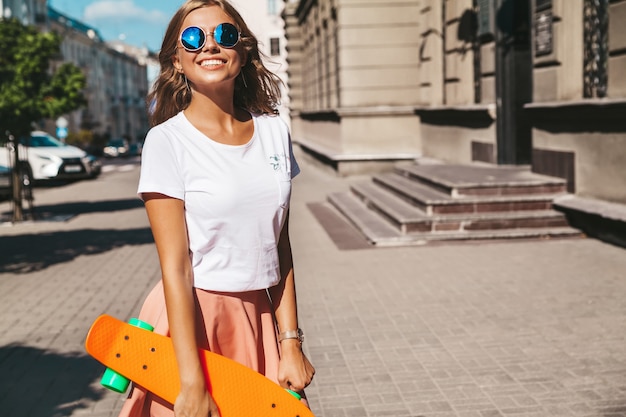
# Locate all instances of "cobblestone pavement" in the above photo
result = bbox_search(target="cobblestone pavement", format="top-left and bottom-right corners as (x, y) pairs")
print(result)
(1, 153), (625, 417)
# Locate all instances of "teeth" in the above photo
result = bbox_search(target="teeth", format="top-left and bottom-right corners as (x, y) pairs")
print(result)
(201, 59), (224, 66)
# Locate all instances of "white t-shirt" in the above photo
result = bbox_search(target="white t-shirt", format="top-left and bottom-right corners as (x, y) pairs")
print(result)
(137, 111), (300, 292)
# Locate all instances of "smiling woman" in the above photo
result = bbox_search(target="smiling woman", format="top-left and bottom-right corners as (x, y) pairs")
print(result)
(108, 1), (315, 417)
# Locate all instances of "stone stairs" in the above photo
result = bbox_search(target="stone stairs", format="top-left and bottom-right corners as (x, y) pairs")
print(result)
(328, 163), (584, 246)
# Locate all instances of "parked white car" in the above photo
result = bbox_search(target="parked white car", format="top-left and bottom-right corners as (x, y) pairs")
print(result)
(0, 163), (11, 199)
(0, 131), (100, 181)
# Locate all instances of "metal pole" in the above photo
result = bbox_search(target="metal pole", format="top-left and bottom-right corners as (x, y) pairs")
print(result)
(8, 133), (24, 222)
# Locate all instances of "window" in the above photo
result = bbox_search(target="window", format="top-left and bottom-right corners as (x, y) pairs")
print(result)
(270, 37), (280, 56)
(268, 0), (278, 15)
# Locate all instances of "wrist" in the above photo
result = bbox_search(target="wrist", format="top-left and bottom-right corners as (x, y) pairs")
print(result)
(280, 338), (303, 350)
(280, 338), (304, 356)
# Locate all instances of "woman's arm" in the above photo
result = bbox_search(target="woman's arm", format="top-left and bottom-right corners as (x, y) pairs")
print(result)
(143, 192), (220, 417)
(268, 211), (315, 392)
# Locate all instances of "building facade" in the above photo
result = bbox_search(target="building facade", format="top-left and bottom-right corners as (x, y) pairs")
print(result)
(285, 0), (626, 205)
(46, 7), (150, 144)
(0, 0), (45, 24)
(1, 1), (151, 145)
(232, 0), (292, 126)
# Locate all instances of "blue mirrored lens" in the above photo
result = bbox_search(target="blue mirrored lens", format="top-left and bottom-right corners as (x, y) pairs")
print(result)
(214, 23), (239, 48)
(181, 26), (204, 51)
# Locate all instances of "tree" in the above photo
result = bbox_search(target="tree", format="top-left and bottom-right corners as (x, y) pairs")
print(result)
(0, 18), (86, 221)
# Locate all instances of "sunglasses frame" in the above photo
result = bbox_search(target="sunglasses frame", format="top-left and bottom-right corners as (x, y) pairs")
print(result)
(179, 23), (241, 51)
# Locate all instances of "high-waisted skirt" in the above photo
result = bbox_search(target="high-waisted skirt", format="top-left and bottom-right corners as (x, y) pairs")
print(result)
(116, 280), (285, 417)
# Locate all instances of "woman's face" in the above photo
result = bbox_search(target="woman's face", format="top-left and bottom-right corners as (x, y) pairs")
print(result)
(172, 5), (245, 91)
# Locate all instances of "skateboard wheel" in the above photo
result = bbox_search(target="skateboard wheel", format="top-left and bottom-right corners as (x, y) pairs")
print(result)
(286, 390), (302, 400)
(100, 318), (154, 393)
(101, 367), (132, 393)
(128, 318), (155, 332)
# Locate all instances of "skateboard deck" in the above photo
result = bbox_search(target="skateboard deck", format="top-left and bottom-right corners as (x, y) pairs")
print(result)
(85, 314), (314, 417)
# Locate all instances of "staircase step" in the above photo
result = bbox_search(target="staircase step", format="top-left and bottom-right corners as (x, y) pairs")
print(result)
(374, 172), (559, 215)
(392, 227), (585, 246)
(396, 164), (567, 197)
(350, 182), (430, 233)
(327, 191), (403, 245)
(458, 211), (570, 231)
(351, 182), (571, 234)
(329, 190), (583, 246)
(324, 162), (585, 247)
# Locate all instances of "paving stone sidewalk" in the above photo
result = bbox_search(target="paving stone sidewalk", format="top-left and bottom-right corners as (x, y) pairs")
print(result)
(1, 154), (625, 417)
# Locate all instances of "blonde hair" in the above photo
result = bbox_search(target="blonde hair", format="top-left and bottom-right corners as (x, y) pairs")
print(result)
(147, 0), (282, 126)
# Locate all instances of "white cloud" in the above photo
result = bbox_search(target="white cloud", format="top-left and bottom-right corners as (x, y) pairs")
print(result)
(84, 0), (166, 23)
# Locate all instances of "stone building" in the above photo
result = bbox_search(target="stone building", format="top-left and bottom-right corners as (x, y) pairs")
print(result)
(0, 0), (45, 24)
(47, 7), (150, 144)
(284, 0), (626, 207)
(232, 0), (292, 126)
(1, 1), (150, 144)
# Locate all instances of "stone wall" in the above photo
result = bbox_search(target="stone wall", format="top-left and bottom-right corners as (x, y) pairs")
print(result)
(285, 0), (626, 203)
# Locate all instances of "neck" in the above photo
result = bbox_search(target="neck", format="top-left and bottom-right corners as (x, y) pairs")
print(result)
(183, 89), (251, 138)
(187, 82), (237, 117)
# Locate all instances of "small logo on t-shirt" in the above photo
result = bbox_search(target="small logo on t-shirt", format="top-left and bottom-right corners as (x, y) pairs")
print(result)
(269, 153), (287, 172)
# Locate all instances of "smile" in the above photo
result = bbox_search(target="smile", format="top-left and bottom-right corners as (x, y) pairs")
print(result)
(200, 59), (226, 67)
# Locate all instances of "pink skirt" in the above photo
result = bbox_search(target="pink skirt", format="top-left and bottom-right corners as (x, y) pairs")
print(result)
(116, 280), (286, 417)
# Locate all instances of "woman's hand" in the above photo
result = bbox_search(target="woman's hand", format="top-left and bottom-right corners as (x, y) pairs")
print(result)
(173, 373), (220, 417)
(277, 339), (315, 393)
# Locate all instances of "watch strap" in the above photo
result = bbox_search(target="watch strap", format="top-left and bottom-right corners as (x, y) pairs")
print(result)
(278, 328), (304, 343)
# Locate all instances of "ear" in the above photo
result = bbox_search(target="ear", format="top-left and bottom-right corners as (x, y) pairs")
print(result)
(172, 51), (183, 73)
(239, 48), (249, 68)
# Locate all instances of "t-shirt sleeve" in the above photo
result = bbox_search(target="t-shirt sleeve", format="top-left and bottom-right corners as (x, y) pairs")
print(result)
(288, 131), (300, 179)
(137, 127), (185, 200)
(275, 116), (300, 179)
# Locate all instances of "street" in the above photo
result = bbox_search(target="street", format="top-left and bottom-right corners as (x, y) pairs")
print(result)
(1, 152), (626, 417)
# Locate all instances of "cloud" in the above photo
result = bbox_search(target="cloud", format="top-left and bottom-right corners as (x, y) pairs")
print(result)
(84, 0), (167, 23)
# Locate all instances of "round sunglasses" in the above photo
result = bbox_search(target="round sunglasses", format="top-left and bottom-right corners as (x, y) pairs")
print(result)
(180, 23), (240, 51)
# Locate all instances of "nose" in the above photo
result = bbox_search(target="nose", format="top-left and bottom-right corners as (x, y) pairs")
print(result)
(202, 32), (220, 52)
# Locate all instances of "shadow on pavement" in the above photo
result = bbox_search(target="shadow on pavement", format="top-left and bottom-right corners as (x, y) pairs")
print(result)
(1, 198), (144, 223)
(307, 202), (372, 250)
(0, 227), (154, 273)
(32, 198), (144, 217)
(0, 344), (106, 417)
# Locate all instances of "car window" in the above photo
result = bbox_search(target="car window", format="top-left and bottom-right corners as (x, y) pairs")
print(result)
(22, 134), (67, 147)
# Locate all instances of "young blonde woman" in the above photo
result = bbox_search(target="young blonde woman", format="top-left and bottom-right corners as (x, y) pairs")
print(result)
(117, 1), (314, 416)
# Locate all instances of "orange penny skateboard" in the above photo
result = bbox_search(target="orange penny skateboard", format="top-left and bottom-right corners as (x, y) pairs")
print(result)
(85, 314), (314, 417)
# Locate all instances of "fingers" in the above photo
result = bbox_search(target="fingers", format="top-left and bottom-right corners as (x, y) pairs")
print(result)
(279, 366), (315, 392)
(278, 351), (316, 395)
(173, 389), (221, 417)
(288, 374), (314, 392)
(285, 372), (313, 392)
(278, 372), (308, 391)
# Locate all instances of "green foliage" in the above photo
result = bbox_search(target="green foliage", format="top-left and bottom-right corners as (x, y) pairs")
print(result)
(42, 63), (87, 118)
(0, 18), (86, 137)
(65, 129), (93, 148)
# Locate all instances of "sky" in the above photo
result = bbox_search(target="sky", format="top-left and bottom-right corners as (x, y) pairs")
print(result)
(47, 1), (278, 53)
(47, 0), (188, 52)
